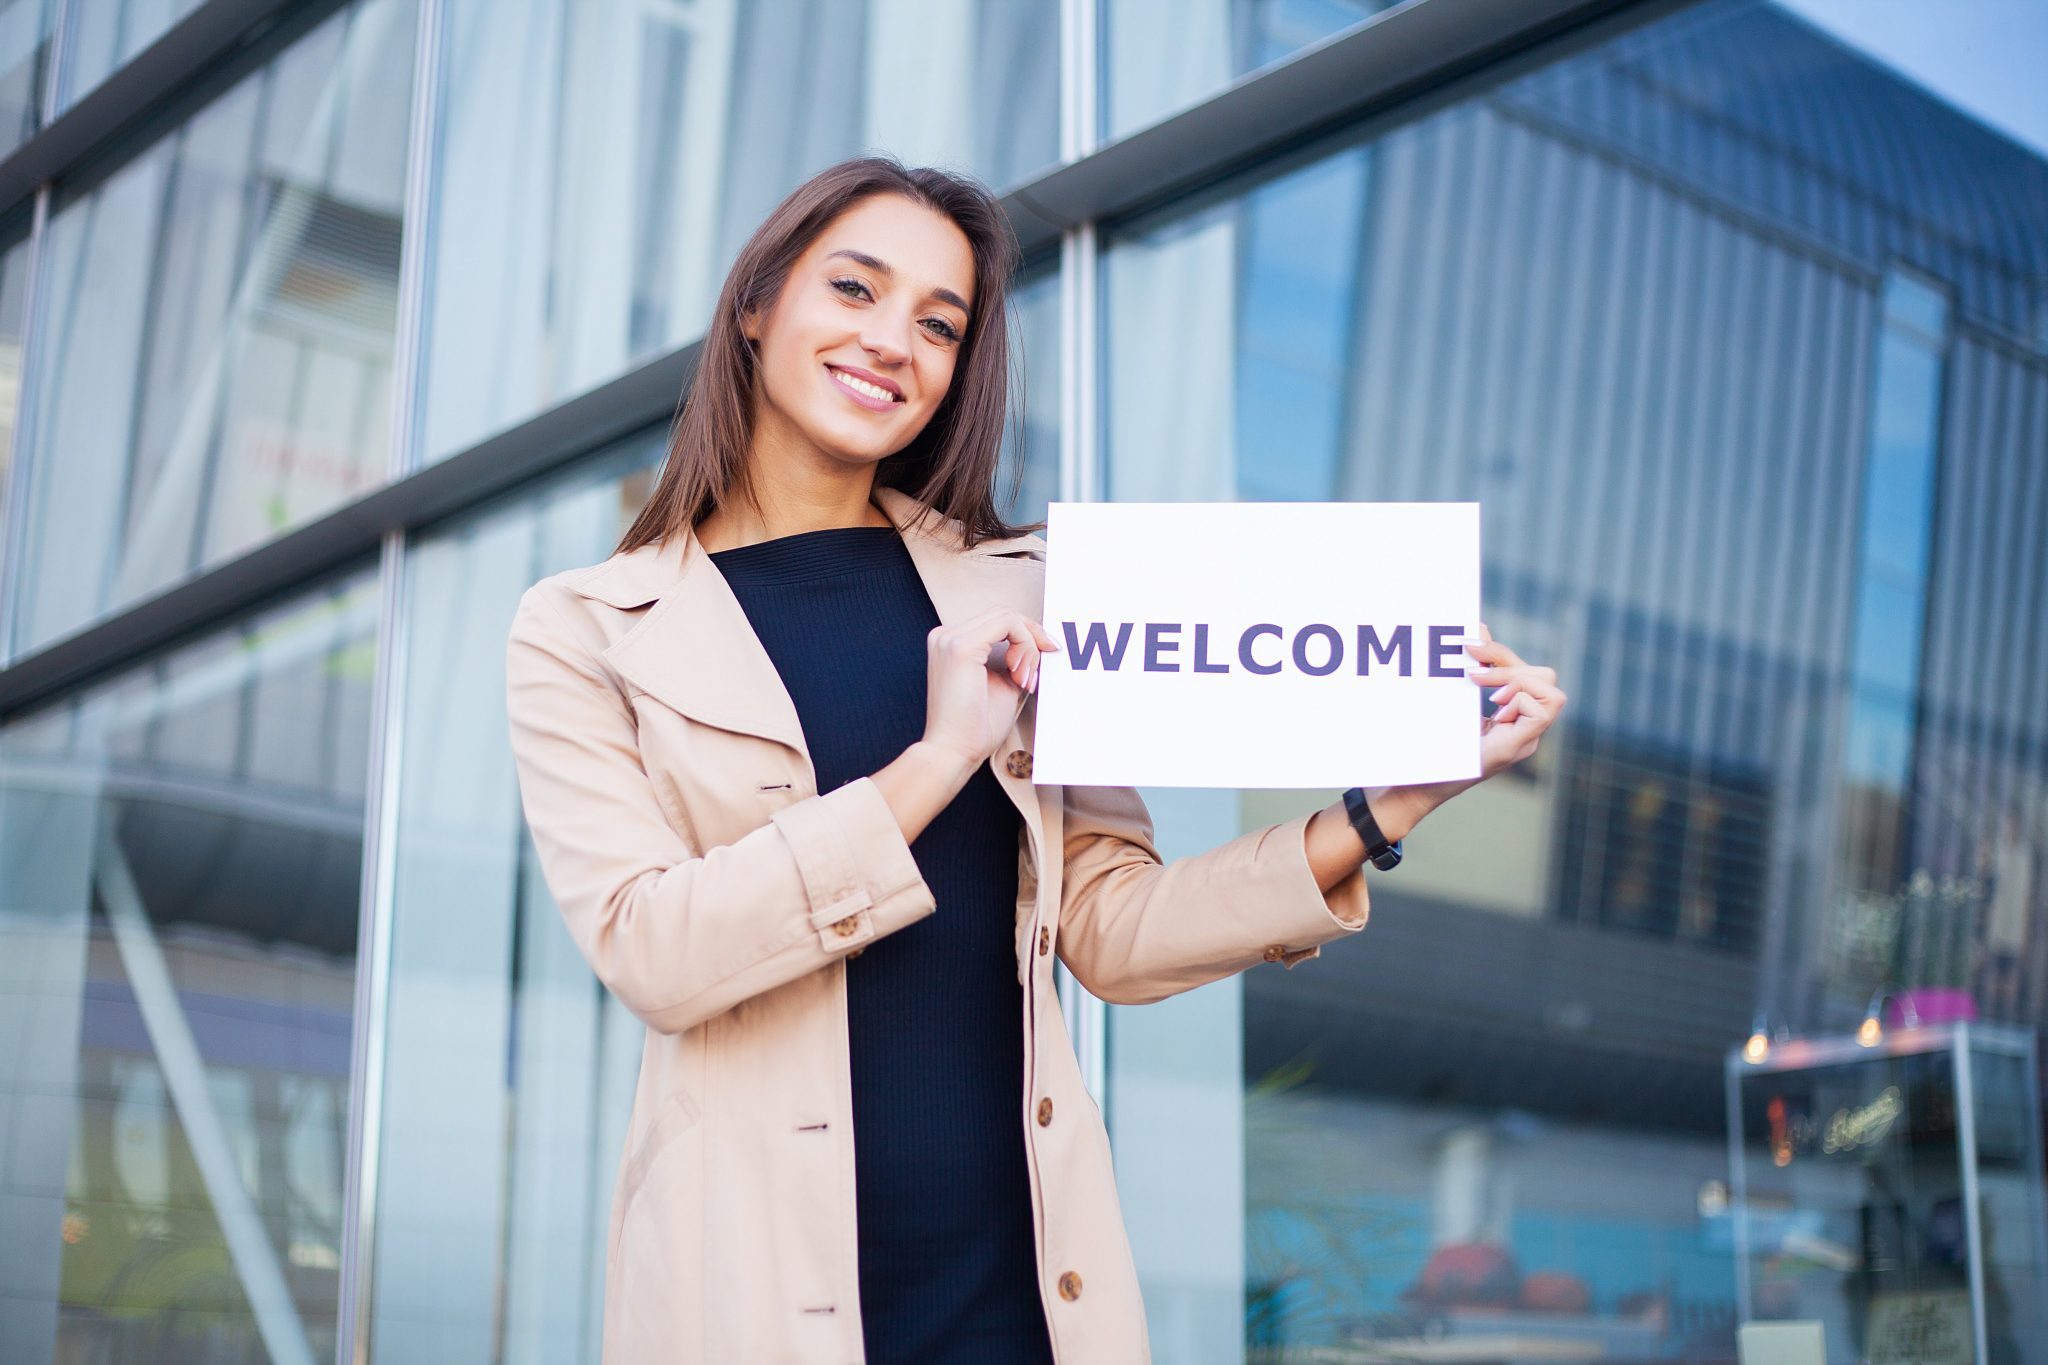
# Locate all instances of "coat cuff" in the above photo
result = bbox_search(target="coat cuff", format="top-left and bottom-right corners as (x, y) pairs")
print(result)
(769, 776), (935, 953)
(1261, 809), (1372, 969)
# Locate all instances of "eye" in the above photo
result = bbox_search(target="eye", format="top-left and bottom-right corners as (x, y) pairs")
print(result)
(831, 276), (963, 344)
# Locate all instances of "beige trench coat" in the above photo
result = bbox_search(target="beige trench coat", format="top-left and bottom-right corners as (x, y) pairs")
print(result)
(503, 482), (1373, 1363)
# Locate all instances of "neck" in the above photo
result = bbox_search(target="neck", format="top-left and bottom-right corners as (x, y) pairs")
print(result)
(697, 470), (892, 552)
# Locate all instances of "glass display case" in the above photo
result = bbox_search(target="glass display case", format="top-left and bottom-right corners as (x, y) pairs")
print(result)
(1726, 1023), (2048, 1364)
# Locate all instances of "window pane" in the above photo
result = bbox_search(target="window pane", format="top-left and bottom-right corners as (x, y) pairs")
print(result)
(1099, 0), (2048, 1359)
(9, 0), (420, 657)
(1003, 266), (1061, 527)
(416, 0), (1059, 467)
(0, 560), (379, 1362)
(0, 0), (58, 154)
(0, 216), (34, 650)
(1103, 0), (1398, 141)
(368, 432), (662, 1360)
(56, 0), (208, 112)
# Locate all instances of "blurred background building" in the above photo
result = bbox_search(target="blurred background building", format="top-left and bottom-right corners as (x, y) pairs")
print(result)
(0, 0), (2043, 1361)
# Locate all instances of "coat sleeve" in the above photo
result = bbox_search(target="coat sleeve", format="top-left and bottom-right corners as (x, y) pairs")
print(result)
(1054, 782), (1371, 1006)
(504, 582), (936, 1035)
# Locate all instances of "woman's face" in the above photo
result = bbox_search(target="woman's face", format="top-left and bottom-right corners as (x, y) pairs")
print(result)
(742, 193), (977, 471)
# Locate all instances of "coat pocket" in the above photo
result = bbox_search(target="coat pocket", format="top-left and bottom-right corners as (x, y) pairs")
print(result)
(618, 1087), (703, 1213)
(610, 1089), (708, 1363)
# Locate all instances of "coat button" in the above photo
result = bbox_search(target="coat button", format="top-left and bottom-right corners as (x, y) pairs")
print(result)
(833, 916), (860, 937)
(1058, 1270), (1082, 1301)
(847, 945), (865, 959)
(1262, 944), (1287, 962)
(1038, 925), (1050, 956)
(1037, 1097), (1053, 1126)
(1005, 748), (1033, 778)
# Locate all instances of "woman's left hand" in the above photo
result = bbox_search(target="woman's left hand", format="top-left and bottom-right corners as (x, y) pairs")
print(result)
(1304, 621), (1566, 872)
(1464, 621), (1567, 780)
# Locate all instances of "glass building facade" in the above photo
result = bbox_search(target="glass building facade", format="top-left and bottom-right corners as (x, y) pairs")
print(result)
(1, 1), (2043, 1361)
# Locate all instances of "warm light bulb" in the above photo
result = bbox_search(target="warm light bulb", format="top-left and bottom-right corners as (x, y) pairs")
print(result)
(1857, 1016), (1882, 1047)
(1744, 1031), (1770, 1063)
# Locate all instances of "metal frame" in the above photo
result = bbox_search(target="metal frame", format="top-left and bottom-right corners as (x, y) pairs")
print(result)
(1954, 1028), (1989, 1365)
(1054, 0), (1110, 1121)
(333, 0), (444, 1355)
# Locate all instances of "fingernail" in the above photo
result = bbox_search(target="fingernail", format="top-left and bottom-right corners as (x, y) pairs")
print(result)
(1491, 685), (1509, 701)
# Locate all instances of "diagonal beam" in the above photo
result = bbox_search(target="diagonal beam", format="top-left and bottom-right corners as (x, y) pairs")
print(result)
(96, 821), (318, 1365)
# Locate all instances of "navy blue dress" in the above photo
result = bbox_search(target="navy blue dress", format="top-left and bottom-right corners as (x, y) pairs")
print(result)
(707, 523), (1055, 1365)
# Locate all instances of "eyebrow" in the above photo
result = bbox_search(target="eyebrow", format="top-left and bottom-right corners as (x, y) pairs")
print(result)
(825, 249), (972, 318)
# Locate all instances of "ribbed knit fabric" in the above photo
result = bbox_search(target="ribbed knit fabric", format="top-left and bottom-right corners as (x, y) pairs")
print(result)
(707, 524), (1054, 1365)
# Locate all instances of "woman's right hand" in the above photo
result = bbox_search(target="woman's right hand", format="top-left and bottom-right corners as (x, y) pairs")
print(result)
(921, 608), (1061, 771)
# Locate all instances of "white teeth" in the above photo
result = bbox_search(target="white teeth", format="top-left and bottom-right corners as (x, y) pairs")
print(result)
(831, 366), (897, 402)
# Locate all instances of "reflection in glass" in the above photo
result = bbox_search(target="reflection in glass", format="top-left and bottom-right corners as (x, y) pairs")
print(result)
(0, 0), (57, 155)
(0, 217), (35, 651)
(1831, 271), (1948, 1016)
(9, 0), (419, 657)
(367, 431), (663, 1360)
(1103, 0), (1397, 141)
(1004, 266), (1060, 527)
(1729, 1025), (2048, 1362)
(0, 560), (379, 1363)
(419, 0), (1058, 467)
(55, 0), (207, 112)
(1100, 0), (2047, 1358)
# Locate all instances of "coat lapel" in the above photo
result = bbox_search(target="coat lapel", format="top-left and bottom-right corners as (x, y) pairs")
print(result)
(575, 485), (1047, 803)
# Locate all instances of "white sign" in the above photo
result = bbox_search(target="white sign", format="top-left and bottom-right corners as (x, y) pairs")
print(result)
(1033, 501), (1483, 788)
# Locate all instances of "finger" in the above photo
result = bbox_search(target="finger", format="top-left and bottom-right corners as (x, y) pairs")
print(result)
(1000, 620), (1043, 686)
(967, 609), (1056, 657)
(1489, 691), (1533, 728)
(984, 630), (1041, 686)
(1485, 671), (1548, 707)
(1464, 636), (1524, 669)
(1500, 686), (1563, 734)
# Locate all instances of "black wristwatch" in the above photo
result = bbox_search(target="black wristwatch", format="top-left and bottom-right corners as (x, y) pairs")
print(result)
(1342, 786), (1404, 870)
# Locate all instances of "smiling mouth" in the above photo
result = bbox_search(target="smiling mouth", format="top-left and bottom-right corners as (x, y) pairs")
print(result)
(827, 364), (904, 405)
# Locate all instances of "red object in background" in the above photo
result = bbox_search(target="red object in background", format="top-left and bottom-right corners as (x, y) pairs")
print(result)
(1404, 1242), (1521, 1307)
(1893, 987), (1975, 1026)
(1519, 1270), (1593, 1313)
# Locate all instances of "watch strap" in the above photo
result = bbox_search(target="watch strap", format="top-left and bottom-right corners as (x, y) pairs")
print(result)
(1342, 786), (1403, 870)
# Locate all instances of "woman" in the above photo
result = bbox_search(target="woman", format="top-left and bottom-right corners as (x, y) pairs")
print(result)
(503, 155), (1566, 1365)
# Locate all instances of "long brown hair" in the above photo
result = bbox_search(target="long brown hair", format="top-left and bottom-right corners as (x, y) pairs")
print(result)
(614, 155), (1042, 556)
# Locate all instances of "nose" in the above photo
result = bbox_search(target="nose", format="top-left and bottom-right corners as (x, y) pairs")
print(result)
(861, 310), (914, 368)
